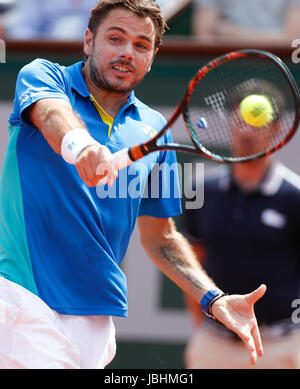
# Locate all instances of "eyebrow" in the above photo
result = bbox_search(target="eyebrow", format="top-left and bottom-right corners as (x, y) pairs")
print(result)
(106, 26), (153, 44)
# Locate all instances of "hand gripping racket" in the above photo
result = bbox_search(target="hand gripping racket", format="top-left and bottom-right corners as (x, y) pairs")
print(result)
(108, 49), (300, 175)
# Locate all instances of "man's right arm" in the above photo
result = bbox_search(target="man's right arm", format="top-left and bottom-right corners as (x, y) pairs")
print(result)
(29, 98), (84, 154)
(28, 98), (117, 187)
(184, 242), (206, 327)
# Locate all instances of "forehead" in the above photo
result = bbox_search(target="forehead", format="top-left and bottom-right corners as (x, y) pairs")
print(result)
(97, 7), (156, 41)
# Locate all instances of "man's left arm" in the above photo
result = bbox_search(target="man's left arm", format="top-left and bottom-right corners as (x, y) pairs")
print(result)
(138, 215), (266, 366)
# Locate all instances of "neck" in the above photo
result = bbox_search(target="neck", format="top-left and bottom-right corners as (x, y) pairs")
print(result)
(231, 157), (273, 192)
(82, 64), (130, 118)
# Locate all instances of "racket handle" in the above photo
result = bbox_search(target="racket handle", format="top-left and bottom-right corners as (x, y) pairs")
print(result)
(109, 147), (134, 171)
(97, 146), (143, 186)
(97, 148), (133, 186)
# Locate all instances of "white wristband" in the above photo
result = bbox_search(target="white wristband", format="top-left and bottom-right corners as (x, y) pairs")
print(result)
(61, 129), (99, 165)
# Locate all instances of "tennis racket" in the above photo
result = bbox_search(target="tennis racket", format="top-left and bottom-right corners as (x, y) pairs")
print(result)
(108, 49), (300, 174)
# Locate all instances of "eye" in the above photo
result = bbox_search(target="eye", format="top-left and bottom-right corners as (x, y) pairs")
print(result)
(136, 42), (148, 50)
(109, 36), (121, 42)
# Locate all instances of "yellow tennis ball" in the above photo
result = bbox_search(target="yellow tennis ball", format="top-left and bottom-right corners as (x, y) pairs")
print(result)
(239, 94), (274, 127)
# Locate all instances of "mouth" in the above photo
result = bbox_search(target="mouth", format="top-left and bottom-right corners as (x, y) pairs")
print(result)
(111, 64), (133, 74)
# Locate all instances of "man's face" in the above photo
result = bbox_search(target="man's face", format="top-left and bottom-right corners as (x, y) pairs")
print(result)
(84, 7), (157, 94)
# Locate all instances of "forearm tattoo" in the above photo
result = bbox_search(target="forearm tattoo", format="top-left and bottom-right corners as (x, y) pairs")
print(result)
(159, 244), (208, 292)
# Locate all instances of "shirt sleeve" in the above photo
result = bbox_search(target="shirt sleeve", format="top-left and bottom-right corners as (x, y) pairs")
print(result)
(138, 129), (182, 218)
(14, 58), (70, 121)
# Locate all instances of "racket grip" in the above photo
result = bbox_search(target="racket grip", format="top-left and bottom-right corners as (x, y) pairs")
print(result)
(109, 148), (133, 171)
(97, 147), (141, 186)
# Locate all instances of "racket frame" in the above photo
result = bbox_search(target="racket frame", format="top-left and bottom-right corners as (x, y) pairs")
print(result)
(125, 49), (300, 164)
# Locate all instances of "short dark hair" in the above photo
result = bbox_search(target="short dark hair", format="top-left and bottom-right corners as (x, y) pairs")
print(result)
(88, 0), (167, 49)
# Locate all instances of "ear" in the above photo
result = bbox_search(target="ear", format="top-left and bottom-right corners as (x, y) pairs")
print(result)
(148, 48), (159, 72)
(83, 28), (94, 57)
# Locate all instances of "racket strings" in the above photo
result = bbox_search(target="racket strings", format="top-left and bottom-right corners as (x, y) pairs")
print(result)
(186, 56), (296, 161)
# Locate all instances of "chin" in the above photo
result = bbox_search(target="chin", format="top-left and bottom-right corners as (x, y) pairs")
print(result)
(111, 81), (137, 94)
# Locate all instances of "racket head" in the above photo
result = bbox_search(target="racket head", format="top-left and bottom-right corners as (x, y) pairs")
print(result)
(182, 49), (300, 163)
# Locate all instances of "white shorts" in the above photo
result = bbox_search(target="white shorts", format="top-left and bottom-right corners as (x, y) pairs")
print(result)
(0, 276), (116, 369)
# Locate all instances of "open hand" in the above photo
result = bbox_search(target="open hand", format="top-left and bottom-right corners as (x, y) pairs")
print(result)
(211, 284), (267, 365)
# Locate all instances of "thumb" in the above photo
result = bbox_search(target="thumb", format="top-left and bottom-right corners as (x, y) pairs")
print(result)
(246, 284), (267, 305)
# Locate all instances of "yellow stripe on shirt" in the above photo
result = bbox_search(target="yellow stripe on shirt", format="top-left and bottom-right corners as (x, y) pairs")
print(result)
(90, 94), (114, 138)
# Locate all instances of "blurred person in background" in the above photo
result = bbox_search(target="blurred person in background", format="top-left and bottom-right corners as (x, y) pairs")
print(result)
(0, 0), (17, 38)
(0, 16), (4, 38)
(2, 0), (98, 40)
(182, 80), (300, 369)
(191, 0), (300, 44)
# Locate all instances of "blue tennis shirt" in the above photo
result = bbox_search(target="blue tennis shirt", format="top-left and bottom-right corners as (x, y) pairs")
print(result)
(0, 59), (182, 316)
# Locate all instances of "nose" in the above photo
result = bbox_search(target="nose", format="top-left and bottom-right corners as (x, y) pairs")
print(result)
(119, 41), (134, 62)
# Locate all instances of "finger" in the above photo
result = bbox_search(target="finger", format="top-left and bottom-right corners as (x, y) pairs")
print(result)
(96, 161), (111, 180)
(244, 336), (258, 366)
(246, 284), (267, 305)
(107, 169), (119, 187)
(96, 168), (117, 187)
(237, 329), (257, 365)
(251, 324), (264, 358)
(76, 163), (92, 187)
(232, 327), (257, 365)
(84, 161), (97, 185)
(97, 175), (108, 186)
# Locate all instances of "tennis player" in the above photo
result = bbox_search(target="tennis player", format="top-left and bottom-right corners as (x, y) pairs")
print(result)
(0, 0), (266, 368)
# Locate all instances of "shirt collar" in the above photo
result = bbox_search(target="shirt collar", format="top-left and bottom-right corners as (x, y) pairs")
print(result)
(65, 61), (137, 105)
(260, 162), (284, 196)
(218, 162), (283, 196)
(66, 61), (90, 97)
